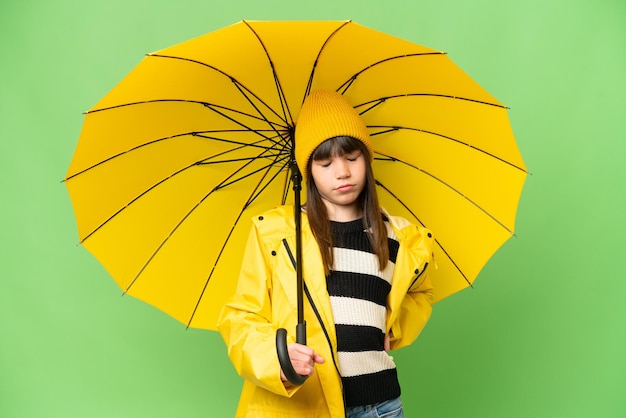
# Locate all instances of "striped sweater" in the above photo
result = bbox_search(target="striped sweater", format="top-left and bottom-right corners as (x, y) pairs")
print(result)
(327, 218), (400, 407)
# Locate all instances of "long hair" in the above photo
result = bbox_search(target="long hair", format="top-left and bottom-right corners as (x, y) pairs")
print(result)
(305, 136), (389, 275)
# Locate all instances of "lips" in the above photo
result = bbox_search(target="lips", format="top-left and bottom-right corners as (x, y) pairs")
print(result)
(336, 184), (355, 192)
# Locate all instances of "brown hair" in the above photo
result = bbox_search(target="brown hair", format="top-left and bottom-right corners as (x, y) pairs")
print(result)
(305, 136), (388, 275)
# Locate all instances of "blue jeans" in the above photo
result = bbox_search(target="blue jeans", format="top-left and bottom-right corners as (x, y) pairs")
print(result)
(345, 397), (404, 418)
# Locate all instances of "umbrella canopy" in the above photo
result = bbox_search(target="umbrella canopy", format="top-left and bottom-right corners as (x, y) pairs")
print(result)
(65, 20), (527, 330)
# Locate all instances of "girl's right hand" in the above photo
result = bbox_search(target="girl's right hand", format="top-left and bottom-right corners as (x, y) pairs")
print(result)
(280, 343), (325, 382)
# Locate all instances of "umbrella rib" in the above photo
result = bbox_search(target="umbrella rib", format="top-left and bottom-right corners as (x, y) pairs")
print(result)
(281, 164), (293, 205)
(145, 53), (289, 125)
(195, 153), (284, 166)
(87, 96), (290, 155)
(197, 133), (292, 190)
(357, 93), (506, 112)
(185, 210), (246, 328)
(123, 139), (290, 301)
(374, 151), (515, 235)
(200, 102), (290, 150)
(81, 99), (290, 169)
(140, 53), (290, 144)
(242, 20), (293, 126)
(64, 130), (283, 181)
(193, 130), (284, 149)
(369, 125), (528, 174)
(375, 179), (472, 288)
(336, 52), (447, 94)
(213, 153), (291, 190)
(208, 144), (291, 203)
(191, 130), (284, 155)
(68, 96), (292, 182)
(227, 76), (292, 143)
(86, 98), (289, 139)
(76, 133), (289, 243)
(185, 145), (292, 327)
(246, 157), (292, 207)
(303, 20), (352, 103)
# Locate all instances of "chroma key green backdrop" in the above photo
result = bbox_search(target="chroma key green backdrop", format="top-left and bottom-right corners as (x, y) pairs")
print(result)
(1, 0), (624, 417)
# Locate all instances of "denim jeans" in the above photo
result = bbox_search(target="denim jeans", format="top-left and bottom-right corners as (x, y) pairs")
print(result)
(345, 397), (404, 418)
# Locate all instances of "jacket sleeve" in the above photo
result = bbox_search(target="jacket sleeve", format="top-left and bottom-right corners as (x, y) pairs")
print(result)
(217, 223), (299, 397)
(389, 267), (434, 350)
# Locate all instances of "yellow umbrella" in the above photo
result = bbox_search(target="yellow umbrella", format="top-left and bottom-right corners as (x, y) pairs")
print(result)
(65, 20), (527, 332)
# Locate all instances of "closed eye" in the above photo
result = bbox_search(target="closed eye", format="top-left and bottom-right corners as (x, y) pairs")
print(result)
(346, 151), (362, 162)
(314, 160), (331, 168)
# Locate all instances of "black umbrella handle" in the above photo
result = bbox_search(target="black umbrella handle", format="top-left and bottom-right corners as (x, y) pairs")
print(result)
(276, 323), (308, 386)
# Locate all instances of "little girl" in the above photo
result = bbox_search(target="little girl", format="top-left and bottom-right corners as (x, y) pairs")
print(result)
(218, 90), (434, 417)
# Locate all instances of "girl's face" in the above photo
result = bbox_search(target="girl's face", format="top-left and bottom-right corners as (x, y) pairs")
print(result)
(310, 149), (366, 220)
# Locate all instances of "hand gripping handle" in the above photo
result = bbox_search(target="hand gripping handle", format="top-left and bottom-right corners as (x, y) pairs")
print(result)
(276, 323), (308, 386)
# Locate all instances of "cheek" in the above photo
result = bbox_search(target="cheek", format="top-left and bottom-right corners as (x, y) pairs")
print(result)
(309, 167), (327, 190)
(355, 162), (368, 181)
(310, 166), (321, 184)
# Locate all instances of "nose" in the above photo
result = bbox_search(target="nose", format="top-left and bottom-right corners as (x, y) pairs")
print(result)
(335, 160), (350, 178)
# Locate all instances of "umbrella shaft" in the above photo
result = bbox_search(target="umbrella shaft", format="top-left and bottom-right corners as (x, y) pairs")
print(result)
(292, 163), (305, 325)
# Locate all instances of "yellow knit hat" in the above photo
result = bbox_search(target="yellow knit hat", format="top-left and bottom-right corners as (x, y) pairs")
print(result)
(295, 90), (373, 179)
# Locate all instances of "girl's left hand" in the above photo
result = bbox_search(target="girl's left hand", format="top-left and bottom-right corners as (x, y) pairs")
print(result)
(384, 333), (391, 352)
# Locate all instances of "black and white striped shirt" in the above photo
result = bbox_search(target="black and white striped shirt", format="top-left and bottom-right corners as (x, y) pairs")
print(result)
(327, 218), (400, 407)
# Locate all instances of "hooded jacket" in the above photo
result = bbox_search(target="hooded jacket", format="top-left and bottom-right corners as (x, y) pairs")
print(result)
(217, 205), (434, 417)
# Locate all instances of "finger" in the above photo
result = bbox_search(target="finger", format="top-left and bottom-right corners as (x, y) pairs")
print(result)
(290, 343), (315, 357)
(287, 360), (311, 378)
(290, 360), (313, 376)
(288, 345), (314, 363)
(313, 353), (325, 364)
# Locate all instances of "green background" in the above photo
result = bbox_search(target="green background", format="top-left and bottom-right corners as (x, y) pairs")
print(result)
(2, 0), (625, 417)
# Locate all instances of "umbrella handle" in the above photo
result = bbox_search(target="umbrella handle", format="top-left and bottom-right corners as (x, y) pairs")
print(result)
(276, 324), (308, 386)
